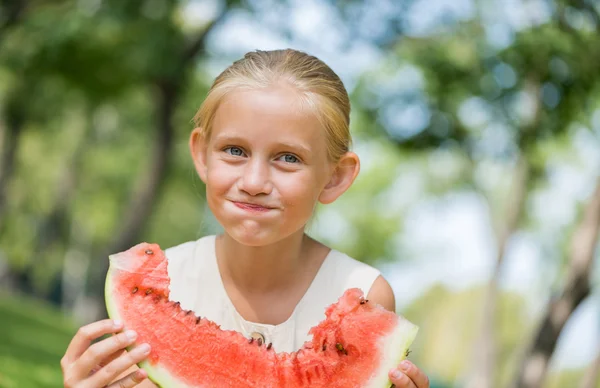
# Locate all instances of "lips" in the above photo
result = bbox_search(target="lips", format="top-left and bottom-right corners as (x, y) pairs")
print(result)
(231, 201), (275, 212)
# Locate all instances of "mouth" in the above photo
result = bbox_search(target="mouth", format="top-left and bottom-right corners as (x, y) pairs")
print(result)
(231, 201), (276, 212)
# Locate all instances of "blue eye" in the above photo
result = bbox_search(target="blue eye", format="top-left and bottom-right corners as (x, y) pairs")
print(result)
(224, 147), (244, 156)
(279, 154), (299, 163)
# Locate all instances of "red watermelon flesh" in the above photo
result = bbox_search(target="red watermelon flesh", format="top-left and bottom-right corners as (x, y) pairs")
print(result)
(105, 243), (419, 388)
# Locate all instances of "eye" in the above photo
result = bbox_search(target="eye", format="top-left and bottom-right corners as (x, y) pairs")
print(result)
(224, 146), (245, 157)
(277, 154), (300, 164)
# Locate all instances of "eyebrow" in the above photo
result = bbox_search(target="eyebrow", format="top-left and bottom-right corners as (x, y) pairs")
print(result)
(277, 142), (311, 156)
(213, 134), (311, 155)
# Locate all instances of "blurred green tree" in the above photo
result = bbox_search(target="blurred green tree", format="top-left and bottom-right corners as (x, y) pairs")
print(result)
(0, 0), (239, 320)
(344, 0), (600, 387)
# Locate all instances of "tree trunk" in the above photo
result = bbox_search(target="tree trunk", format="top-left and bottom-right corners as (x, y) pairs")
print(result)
(0, 0), (27, 38)
(0, 1), (28, 223)
(0, 110), (23, 224)
(84, 81), (177, 320)
(465, 155), (530, 388)
(512, 179), (600, 388)
(579, 345), (600, 388)
(61, 219), (93, 322)
(107, 82), (176, 257)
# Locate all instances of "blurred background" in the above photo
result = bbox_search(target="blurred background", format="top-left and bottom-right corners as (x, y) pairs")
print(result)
(0, 0), (599, 387)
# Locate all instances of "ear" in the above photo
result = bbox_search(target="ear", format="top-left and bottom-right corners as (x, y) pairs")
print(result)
(189, 127), (208, 183)
(319, 152), (360, 204)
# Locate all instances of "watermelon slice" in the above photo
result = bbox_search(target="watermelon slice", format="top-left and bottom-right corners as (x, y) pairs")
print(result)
(105, 242), (419, 388)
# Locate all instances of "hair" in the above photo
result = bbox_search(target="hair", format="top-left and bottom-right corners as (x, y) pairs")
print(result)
(193, 49), (352, 162)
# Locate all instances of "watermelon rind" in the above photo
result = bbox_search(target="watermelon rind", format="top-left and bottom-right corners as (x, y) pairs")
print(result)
(105, 258), (183, 388)
(365, 317), (419, 388)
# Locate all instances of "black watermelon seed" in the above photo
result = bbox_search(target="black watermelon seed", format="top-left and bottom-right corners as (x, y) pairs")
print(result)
(132, 287), (138, 294)
(249, 338), (254, 344)
(145, 289), (153, 295)
(145, 249), (154, 255)
(322, 344), (327, 351)
(196, 317), (201, 324)
(257, 338), (263, 346)
(267, 343), (272, 350)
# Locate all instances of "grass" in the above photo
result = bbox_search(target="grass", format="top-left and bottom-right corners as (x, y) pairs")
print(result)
(0, 292), (76, 388)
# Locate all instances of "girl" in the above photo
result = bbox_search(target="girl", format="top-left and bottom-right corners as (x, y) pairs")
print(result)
(60, 49), (430, 388)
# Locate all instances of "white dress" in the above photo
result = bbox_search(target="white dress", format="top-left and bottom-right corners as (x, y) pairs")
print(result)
(165, 235), (381, 353)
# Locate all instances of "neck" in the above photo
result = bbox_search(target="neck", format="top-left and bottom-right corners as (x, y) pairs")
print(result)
(215, 231), (310, 294)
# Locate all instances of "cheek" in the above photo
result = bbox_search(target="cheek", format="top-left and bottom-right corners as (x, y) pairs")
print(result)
(277, 172), (323, 207)
(206, 162), (237, 194)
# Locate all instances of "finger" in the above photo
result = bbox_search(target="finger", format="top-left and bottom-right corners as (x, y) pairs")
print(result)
(87, 343), (151, 387)
(64, 319), (123, 362)
(397, 360), (430, 388)
(98, 349), (127, 368)
(75, 330), (138, 378)
(106, 368), (148, 388)
(389, 367), (417, 388)
(90, 350), (127, 376)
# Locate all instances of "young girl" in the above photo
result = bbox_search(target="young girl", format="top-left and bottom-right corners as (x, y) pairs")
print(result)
(60, 49), (430, 388)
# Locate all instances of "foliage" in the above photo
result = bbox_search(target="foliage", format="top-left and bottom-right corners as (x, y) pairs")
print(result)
(0, 292), (76, 388)
(400, 284), (532, 386)
(0, 0), (599, 387)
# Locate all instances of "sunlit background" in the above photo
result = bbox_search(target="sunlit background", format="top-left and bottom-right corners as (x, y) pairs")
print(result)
(0, 0), (599, 387)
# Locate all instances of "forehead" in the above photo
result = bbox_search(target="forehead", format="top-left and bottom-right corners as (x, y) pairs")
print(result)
(211, 85), (327, 149)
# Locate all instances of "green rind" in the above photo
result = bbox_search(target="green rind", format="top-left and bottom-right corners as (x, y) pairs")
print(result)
(105, 258), (182, 388)
(366, 318), (420, 388)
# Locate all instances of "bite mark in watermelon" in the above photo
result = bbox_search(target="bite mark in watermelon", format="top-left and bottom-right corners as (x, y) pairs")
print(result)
(105, 243), (419, 388)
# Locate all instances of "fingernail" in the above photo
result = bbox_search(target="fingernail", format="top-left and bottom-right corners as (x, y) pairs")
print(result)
(113, 320), (123, 329)
(400, 360), (411, 371)
(390, 369), (402, 379)
(137, 343), (151, 354)
(125, 330), (137, 340)
(135, 369), (147, 380)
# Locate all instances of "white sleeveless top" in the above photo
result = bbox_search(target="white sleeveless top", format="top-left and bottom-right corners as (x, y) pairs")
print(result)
(165, 235), (381, 353)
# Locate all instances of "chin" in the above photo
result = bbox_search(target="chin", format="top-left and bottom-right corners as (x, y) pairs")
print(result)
(220, 219), (273, 245)
(228, 229), (278, 247)
(225, 220), (302, 247)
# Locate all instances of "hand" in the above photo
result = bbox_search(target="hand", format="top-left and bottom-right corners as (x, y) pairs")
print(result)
(60, 319), (151, 388)
(388, 360), (430, 388)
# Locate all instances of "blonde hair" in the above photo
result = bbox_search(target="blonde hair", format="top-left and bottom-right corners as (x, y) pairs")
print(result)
(193, 49), (352, 162)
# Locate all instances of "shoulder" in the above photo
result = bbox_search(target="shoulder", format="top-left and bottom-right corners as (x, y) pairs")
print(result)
(323, 248), (386, 302)
(327, 249), (380, 277)
(366, 275), (396, 313)
(164, 235), (216, 261)
(322, 244), (395, 313)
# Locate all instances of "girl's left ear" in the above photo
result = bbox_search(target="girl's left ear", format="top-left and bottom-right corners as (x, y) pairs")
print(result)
(319, 152), (360, 204)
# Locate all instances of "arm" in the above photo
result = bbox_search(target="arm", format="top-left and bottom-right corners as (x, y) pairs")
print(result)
(366, 274), (396, 312)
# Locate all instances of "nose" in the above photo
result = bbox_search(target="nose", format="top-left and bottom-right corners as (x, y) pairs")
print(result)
(238, 158), (273, 196)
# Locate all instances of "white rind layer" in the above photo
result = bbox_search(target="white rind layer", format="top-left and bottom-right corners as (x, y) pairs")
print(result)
(139, 360), (193, 388)
(365, 317), (420, 388)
